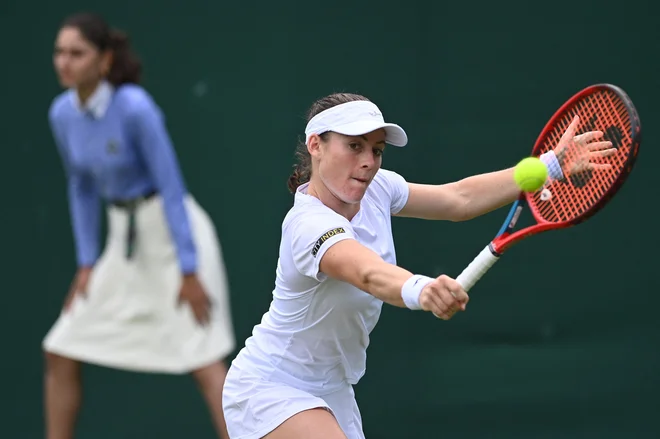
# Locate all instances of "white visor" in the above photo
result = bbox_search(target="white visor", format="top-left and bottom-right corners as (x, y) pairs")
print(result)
(304, 100), (408, 147)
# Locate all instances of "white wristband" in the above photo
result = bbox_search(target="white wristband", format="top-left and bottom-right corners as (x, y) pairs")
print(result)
(539, 151), (564, 181)
(401, 274), (435, 310)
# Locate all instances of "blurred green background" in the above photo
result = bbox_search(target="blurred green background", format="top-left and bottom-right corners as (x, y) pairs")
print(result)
(3, 0), (658, 437)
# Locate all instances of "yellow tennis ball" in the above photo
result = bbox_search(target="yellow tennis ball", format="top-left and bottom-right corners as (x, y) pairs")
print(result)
(514, 157), (548, 192)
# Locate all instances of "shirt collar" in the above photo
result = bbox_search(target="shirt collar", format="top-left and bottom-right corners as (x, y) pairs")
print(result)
(71, 80), (114, 119)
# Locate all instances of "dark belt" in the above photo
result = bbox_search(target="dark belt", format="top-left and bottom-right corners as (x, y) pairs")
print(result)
(109, 190), (158, 260)
(110, 189), (158, 209)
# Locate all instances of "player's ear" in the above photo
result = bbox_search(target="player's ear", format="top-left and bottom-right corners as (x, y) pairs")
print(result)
(100, 49), (113, 77)
(307, 133), (323, 158)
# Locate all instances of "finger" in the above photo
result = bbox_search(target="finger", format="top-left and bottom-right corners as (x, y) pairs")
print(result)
(420, 283), (446, 313)
(429, 289), (451, 315)
(201, 302), (211, 324)
(447, 292), (466, 311)
(560, 115), (580, 142)
(453, 294), (468, 311)
(432, 310), (452, 320)
(585, 141), (613, 151)
(421, 286), (451, 317)
(587, 163), (613, 171)
(441, 305), (459, 319)
(79, 280), (89, 296)
(63, 296), (73, 312)
(455, 290), (469, 310)
(452, 287), (469, 303)
(194, 305), (209, 326)
(573, 130), (604, 144)
(63, 291), (79, 312)
(589, 148), (617, 158)
(204, 303), (211, 324)
(439, 289), (461, 313)
(441, 277), (469, 305)
(438, 288), (457, 309)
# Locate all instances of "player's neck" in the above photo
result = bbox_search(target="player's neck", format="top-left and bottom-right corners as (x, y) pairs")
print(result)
(76, 79), (102, 105)
(307, 180), (360, 221)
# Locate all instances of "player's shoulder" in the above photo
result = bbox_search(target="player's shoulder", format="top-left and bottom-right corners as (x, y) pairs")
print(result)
(366, 167), (406, 200)
(114, 83), (151, 103)
(370, 168), (405, 191)
(283, 191), (352, 234)
(114, 84), (162, 115)
(283, 200), (342, 228)
(48, 90), (74, 122)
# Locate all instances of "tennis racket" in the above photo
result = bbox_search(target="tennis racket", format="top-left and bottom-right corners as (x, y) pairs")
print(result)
(455, 83), (641, 292)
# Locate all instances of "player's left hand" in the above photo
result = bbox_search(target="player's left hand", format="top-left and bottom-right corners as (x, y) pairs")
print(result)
(178, 274), (212, 326)
(553, 115), (618, 177)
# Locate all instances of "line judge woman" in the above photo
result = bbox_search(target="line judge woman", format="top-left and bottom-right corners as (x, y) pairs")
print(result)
(42, 12), (234, 439)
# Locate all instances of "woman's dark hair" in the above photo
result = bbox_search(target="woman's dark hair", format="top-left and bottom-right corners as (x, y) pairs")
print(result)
(61, 12), (142, 86)
(287, 93), (371, 193)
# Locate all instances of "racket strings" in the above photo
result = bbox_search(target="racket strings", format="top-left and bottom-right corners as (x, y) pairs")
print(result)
(532, 89), (634, 223)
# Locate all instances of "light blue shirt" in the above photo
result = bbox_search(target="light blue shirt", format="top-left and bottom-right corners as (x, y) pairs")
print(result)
(48, 81), (197, 273)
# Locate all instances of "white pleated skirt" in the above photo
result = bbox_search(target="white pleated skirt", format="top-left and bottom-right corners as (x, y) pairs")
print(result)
(43, 195), (236, 374)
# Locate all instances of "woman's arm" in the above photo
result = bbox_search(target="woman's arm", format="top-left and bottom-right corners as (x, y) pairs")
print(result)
(128, 90), (197, 275)
(319, 239), (467, 318)
(67, 174), (102, 268)
(396, 152), (564, 222)
(396, 167), (519, 222)
(50, 107), (101, 268)
(320, 239), (414, 307)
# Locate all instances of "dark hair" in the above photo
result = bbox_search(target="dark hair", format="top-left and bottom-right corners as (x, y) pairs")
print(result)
(287, 93), (371, 193)
(61, 12), (142, 86)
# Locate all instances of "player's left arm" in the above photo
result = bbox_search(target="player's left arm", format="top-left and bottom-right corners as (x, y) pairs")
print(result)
(395, 148), (571, 222)
(397, 115), (619, 223)
(395, 168), (519, 222)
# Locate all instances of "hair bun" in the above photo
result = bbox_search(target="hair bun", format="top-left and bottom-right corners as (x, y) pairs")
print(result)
(287, 170), (301, 193)
(109, 29), (129, 49)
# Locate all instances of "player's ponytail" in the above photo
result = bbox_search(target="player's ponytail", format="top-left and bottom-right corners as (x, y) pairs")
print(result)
(107, 29), (142, 86)
(287, 140), (313, 193)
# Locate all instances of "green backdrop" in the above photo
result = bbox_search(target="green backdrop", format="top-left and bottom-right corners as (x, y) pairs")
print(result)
(3, 0), (658, 437)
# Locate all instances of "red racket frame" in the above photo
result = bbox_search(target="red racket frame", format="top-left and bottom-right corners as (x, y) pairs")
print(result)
(490, 83), (641, 255)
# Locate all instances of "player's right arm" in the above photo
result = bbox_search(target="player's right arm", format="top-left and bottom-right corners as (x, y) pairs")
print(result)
(289, 212), (467, 318)
(320, 239), (412, 308)
(320, 240), (468, 319)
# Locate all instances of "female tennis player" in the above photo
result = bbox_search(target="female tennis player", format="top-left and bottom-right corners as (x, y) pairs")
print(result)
(43, 12), (234, 439)
(221, 92), (615, 438)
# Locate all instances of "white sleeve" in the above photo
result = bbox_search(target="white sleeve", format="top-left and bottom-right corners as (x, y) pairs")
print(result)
(290, 212), (356, 281)
(372, 169), (410, 215)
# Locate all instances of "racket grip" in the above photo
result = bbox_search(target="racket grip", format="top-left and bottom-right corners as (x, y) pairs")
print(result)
(455, 244), (500, 292)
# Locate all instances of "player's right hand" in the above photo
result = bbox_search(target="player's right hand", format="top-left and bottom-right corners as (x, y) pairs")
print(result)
(418, 274), (469, 320)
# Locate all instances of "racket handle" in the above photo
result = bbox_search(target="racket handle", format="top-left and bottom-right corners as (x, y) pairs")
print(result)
(455, 244), (500, 292)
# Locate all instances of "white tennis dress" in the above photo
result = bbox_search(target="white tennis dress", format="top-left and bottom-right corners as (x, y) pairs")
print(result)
(43, 195), (236, 374)
(222, 168), (410, 439)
